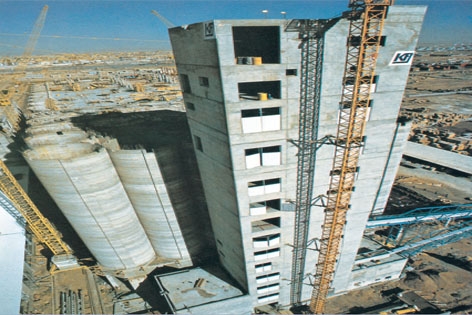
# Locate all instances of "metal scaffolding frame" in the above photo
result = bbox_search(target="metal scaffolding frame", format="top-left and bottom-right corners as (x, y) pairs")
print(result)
(286, 19), (336, 306)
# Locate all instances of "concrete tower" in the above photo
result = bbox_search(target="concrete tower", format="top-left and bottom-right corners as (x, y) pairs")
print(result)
(169, 5), (426, 310)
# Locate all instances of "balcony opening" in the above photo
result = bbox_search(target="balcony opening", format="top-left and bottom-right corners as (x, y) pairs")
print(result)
(248, 178), (281, 196)
(256, 272), (280, 284)
(233, 26), (280, 64)
(249, 199), (281, 216)
(255, 262), (272, 273)
(239, 81), (281, 101)
(253, 234), (281, 248)
(242, 107), (281, 133)
(252, 217), (281, 233)
(257, 283), (280, 295)
(245, 145), (281, 169)
(254, 248), (280, 261)
(257, 293), (279, 304)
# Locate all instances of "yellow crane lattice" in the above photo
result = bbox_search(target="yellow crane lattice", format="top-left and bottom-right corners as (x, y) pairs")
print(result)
(0, 160), (72, 256)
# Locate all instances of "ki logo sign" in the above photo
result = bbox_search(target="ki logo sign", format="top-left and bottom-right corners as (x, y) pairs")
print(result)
(390, 51), (415, 66)
(204, 21), (215, 39)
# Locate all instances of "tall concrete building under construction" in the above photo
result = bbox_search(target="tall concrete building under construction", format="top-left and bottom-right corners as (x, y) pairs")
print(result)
(169, 3), (426, 311)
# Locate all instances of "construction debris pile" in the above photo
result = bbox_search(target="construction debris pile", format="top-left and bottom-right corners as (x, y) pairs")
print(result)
(402, 108), (472, 155)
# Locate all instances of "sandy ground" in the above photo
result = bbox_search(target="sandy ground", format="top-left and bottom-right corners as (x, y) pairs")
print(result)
(325, 237), (472, 314)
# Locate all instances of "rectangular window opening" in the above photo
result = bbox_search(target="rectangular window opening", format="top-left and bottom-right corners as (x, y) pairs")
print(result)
(286, 69), (297, 76)
(380, 36), (387, 46)
(348, 35), (387, 47)
(186, 102), (195, 110)
(179, 74), (191, 93)
(194, 135), (203, 152)
(199, 76), (209, 87)
(233, 26), (280, 64)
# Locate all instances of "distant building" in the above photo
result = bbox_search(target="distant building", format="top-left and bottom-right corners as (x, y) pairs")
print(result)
(169, 4), (426, 310)
(0, 192), (27, 315)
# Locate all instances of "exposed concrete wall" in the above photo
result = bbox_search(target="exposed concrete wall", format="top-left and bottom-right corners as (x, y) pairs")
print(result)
(349, 257), (407, 291)
(217, 21), (299, 307)
(170, 21), (249, 291)
(328, 5), (426, 295)
(371, 121), (412, 215)
(0, 197), (25, 315)
(109, 150), (192, 267)
(171, 19), (302, 307)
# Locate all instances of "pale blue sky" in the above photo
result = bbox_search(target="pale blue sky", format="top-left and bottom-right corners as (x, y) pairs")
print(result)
(0, 0), (471, 56)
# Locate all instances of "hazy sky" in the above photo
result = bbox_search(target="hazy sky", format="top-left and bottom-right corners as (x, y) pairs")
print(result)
(0, 0), (471, 56)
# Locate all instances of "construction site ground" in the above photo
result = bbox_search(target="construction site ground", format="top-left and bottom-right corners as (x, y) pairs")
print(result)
(10, 49), (472, 314)
(325, 50), (472, 314)
(325, 238), (472, 314)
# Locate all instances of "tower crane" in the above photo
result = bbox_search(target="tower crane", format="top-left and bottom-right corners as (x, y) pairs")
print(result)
(151, 10), (176, 28)
(16, 5), (49, 73)
(290, 0), (394, 313)
(3, 5), (49, 132)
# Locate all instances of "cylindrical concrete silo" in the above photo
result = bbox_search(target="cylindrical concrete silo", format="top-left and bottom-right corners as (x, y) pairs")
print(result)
(109, 149), (191, 266)
(23, 144), (156, 272)
(24, 130), (88, 147)
(26, 122), (76, 135)
(155, 146), (207, 257)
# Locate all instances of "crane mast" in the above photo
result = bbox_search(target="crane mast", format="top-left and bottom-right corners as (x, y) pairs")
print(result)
(309, 1), (392, 313)
(290, 0), (393, 313)
(16, 5), (48, 73)
(151, 10), (176, 29)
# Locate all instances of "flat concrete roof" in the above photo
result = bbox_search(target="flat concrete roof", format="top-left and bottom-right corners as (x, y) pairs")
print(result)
(154, 267), (244, 312)
(403, 141), (472, 175)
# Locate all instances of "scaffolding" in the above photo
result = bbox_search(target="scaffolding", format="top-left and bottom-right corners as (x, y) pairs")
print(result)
(286, 19), (337, 306)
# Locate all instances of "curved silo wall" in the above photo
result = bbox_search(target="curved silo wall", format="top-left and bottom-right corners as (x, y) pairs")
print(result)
(23, 146), (156, 271)
(24, 130), (88, 147)
(109, 150), (192, 267)
(155, 146), (215, 262)
(27, 122), (76, 135)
